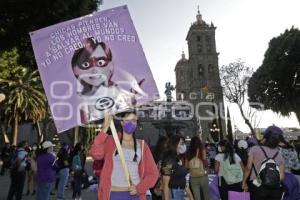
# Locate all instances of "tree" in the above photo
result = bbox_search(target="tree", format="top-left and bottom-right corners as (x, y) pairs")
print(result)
(248, 27), (300, 124)
(220, 59), (255, 135)
(0, 49), (47, 145)
(0, 49), (20, 143)
(0, 0), (100, 67)
(0, 0), (100, 144)
(245, 104), (262, 130)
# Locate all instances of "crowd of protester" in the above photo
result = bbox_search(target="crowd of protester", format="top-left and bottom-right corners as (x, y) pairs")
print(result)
(0, 140), (91, 200)
(88, 112), (300, 200)
(1, 114), (300, 200)
(146, 125), (300, 200)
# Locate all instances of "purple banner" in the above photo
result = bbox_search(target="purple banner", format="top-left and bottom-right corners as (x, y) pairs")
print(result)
(30, 5), (159, 133)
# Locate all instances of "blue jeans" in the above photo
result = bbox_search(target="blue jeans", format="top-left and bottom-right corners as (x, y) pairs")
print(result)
(7, 170), (26, 200)
(72, 170), (82, 199)
(57, 168), (69, 199)
(169, 188), (185, 200)
(36, 182), (53, 200)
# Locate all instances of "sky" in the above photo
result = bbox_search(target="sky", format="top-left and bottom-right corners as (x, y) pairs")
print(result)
(99, 0), (300, 132)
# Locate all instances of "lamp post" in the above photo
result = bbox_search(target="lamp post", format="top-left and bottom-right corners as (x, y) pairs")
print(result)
(0, 93), (8, 143)
(0, 93), (5, 103)
(210, 123), (220, 142)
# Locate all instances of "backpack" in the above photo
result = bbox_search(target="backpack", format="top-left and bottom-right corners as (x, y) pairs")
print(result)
(221, 154), (243, 185)
(188, 157), (206, 177)
(71, 154), (82, 171)
(9, 149), (29, 172)
(93, 159), (104, 177)
(7, 150), (18, 170)
(254, 146), (281, 189)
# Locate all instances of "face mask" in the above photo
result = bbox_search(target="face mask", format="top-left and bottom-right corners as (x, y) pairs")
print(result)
(178, 144), (187, 154)
(63, 144), (69, 151)
(32, 146), (37, 151)
(123, 122), (137, 134)
(47, 146), (54, 153)
(25, 146), (30, 152)
(218, 146), (223, 152)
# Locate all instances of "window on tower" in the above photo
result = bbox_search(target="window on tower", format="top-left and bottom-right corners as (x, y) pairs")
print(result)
(207, 44), (212, 52)
(177, 92), (185, 100)
(197, 36), (201, 42)
(206, 36), (211, 42)
(180, 75), (185, 81)
(197, 44), (202, 53)
(198, 64), (203, 75)
(206, 36), (212, 52)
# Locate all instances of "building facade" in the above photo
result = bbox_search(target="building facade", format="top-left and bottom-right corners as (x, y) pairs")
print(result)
(175, 10), (226, 141)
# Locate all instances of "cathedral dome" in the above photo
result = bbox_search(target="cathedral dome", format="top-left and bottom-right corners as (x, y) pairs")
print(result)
(175, 51), (188, 68)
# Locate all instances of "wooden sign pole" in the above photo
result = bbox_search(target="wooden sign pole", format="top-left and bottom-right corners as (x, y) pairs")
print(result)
(110, 120), (132, 186)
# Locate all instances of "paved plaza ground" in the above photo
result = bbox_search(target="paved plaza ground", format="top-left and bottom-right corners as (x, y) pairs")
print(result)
(0, 159), (98, 200)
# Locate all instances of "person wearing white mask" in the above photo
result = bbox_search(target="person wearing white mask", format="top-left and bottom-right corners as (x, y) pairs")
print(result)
(215, 140), (244, 200)
(178, 143), (187, 154)
(161, 135), (194, 200)
(218, 145), (223, 153)
(236, 140), (249, 166)
(26, 143), (38, 195)
(7, 141), (29, 200)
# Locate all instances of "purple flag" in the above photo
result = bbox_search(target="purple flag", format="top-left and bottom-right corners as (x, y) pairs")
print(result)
(30, 5), (159, 132)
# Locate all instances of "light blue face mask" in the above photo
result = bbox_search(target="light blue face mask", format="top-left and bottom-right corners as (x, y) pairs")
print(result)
(218, 146), (223, 152)
(47, 146), (54, 153)
(178, 144), (187, 154)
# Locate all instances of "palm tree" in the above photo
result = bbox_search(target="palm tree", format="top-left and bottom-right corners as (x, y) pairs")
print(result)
(0, 66), (47, 145)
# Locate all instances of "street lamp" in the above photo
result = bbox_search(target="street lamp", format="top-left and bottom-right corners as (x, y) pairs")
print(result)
(210, 123), (220, 142)
(0, 93), (5, 103)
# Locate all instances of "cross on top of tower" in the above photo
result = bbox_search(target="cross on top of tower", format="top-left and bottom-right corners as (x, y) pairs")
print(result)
(196, 5), (202, 24)
(181, 50), (186, 60)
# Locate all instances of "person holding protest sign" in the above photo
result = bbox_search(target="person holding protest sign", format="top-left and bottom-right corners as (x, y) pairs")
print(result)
(71, 38), (146, 124)
(90, 111), (158, 200)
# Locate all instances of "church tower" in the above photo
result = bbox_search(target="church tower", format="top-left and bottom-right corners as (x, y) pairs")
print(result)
(175, 51), (189, 100)
(175, 9), (225, 141)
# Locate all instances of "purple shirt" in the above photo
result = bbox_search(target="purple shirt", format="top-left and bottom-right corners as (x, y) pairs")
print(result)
(36, 152), (56, 183)
(249, 145), (284, 180)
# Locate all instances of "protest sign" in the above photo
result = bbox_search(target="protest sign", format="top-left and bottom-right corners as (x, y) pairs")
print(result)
(30, 5), (159, 133)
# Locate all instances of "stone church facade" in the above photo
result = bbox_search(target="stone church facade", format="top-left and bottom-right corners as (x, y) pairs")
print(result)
(175, 11), (226, 140)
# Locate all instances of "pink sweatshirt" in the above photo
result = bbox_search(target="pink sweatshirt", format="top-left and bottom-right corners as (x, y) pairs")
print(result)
(90, 132), (159, 200)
